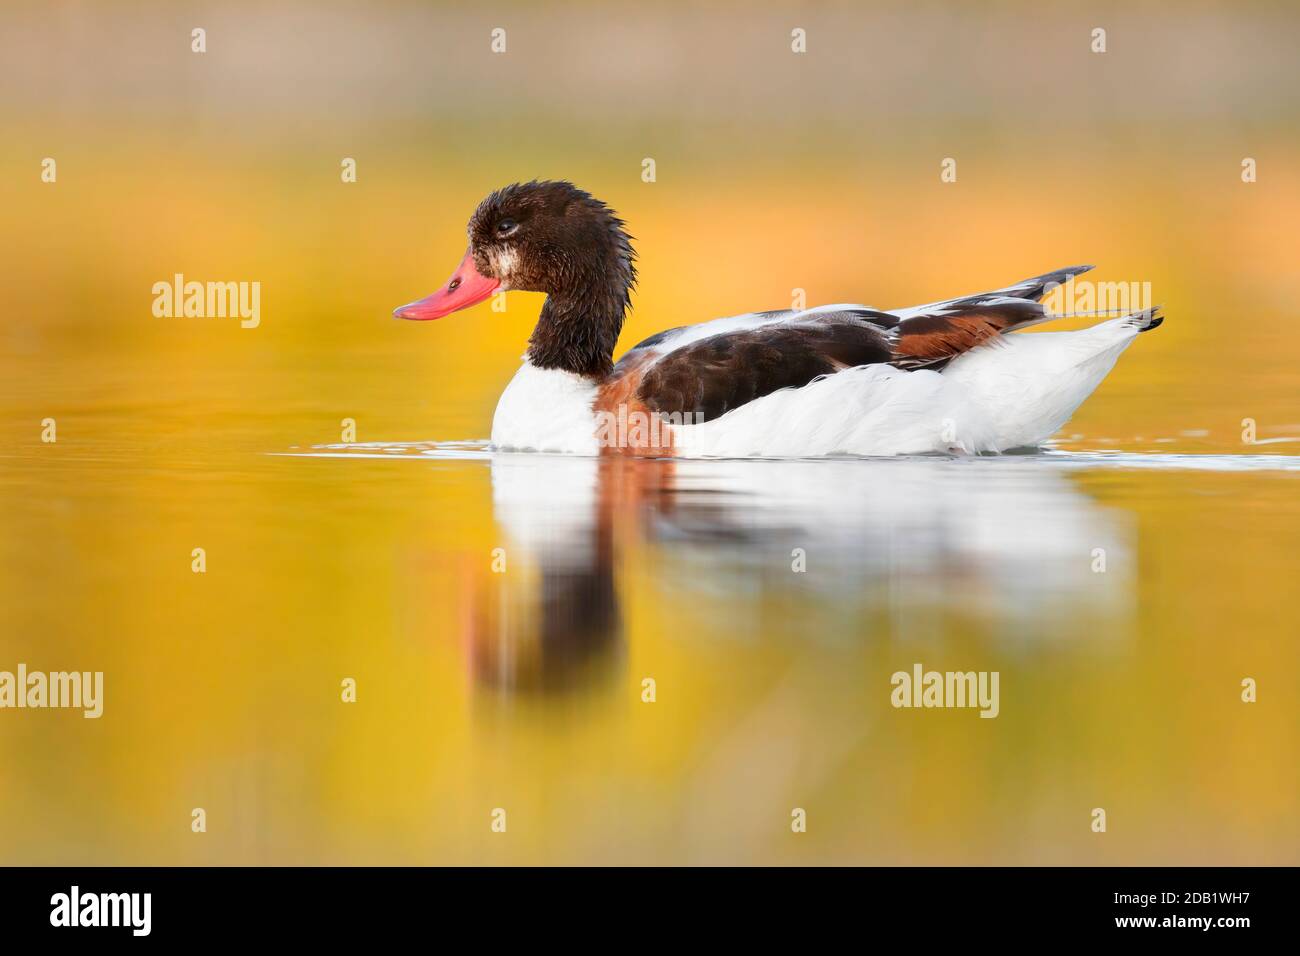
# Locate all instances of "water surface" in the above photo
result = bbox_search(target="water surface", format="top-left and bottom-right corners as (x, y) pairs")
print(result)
(4, 418), (1296, 864)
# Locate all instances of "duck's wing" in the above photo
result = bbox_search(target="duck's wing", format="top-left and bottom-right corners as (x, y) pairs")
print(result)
(888, 265), (1096, 370)
(612, 266), (1094, 422)
(619, 303), (864, 357)
(614, 309), (896, 422)
(889, 264), (1093, 321)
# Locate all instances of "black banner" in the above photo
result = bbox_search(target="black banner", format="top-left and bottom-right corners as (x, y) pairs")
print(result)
(0, 866), (1285, 942)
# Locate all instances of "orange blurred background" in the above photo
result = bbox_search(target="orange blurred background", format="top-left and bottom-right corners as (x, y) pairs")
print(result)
(0, 1), (1296, 864)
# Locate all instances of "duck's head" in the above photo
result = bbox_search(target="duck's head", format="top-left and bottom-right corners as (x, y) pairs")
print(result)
(394, 180), (636, 325)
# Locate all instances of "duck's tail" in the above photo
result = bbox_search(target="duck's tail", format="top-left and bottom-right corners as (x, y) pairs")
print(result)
(887, 266), (1161, 371)
(936, 306), (1165, 451)
(1047, 305), (1164, 331)
(1125, 305), (1165, 333)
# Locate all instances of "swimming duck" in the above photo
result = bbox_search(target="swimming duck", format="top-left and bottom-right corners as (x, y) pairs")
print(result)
(394, 180), (1162, 456)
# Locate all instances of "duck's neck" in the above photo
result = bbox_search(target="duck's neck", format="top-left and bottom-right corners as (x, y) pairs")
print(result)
(526, 284), (627, 380)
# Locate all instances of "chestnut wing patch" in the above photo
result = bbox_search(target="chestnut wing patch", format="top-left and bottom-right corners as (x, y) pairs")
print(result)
(635, 313), (893, 422)
(891, 296), (1046, 370)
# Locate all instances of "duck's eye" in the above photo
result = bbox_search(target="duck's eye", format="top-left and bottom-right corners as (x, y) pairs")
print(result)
(496, 219), (517, 235)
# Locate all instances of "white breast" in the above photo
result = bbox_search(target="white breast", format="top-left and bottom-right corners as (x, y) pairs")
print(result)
(491, 361), (600, 454)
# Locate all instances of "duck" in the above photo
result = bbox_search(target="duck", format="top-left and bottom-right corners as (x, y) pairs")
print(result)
(394, 180), (1163, 457)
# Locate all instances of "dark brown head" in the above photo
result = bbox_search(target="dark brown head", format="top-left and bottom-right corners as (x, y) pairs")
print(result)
(394, 181), (637, 378)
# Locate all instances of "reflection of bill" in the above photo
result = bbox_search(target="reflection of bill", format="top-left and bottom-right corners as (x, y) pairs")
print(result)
(463, 454), (1133, 693)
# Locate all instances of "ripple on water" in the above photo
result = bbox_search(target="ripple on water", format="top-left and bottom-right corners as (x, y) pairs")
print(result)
(276, 442), (1300, 472)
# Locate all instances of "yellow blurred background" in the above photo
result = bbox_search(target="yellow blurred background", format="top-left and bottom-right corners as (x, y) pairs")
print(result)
(0, 1), (1297, 864)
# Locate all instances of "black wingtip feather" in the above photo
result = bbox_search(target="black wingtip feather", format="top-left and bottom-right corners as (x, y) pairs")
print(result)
(1123, 305), (1165, 332)
(1009, 265), (1096, 302)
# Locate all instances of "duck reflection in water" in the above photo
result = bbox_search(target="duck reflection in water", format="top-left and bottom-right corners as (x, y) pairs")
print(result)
(464, 454), (1134, 694)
